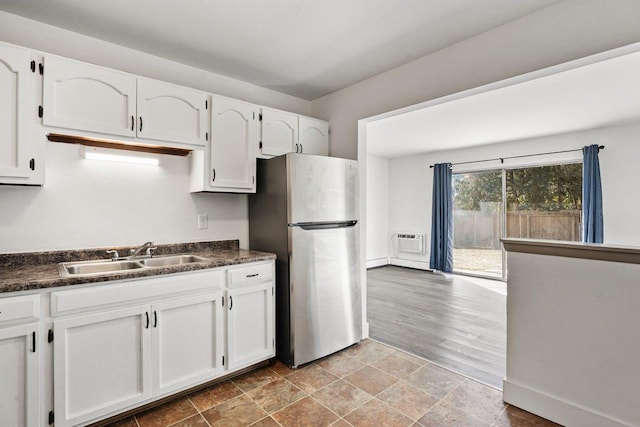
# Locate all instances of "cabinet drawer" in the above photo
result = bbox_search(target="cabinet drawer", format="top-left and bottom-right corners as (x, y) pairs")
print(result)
(0, 294), (40, 325)
(228, 262), (272, 287)
(52, 269), (225, 316)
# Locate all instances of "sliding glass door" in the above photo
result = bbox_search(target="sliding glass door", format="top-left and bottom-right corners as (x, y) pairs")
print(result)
(452, 162), (582, 279)
(452, 171), (503, 279)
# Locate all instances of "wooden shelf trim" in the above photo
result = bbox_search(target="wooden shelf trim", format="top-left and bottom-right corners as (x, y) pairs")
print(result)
(47, 133), (192, 157)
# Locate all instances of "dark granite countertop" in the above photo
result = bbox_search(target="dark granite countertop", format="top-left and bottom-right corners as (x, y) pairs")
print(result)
(0, 240), (275, 293)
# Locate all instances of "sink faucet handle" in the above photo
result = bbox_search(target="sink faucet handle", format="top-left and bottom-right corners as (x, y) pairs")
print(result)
(146, 246), (157, 257)
(106, 250), (119, 261)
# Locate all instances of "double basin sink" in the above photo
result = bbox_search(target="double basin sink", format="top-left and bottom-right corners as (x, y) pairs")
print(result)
(58, 254), (210, 277)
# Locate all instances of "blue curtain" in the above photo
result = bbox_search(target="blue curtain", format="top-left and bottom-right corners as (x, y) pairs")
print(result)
(582, 144), (603, 243)
(429, 163), (453, 272)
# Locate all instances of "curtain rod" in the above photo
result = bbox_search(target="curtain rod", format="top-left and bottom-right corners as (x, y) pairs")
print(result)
(429, 145), (605, 168)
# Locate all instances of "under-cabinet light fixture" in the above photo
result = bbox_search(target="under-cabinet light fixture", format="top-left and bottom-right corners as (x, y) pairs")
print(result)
(83, 147), (160, 166)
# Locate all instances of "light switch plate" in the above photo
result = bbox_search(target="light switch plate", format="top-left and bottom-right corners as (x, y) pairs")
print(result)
(197, 214), (208, 229)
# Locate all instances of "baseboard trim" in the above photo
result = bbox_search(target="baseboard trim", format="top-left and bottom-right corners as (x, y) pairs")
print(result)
(503, 379), (631, 427)
(389, 257), (432, 271)
(361, 321), (370, 339)
(366, 258), (389, 269)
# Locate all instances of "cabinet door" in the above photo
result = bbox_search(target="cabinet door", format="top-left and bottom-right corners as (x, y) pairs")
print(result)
(137, 78), (208, 147)
(0, 323), (39, 427)
(260, 108), (298, 156)
(151, 291), (224, 395)
(209, 96), (258, 191)
(227, 282), (275, 370)
(54, 306), (152, 427)
(0, 44), (34, 179)
(298, 117), (329, 156)
(43, 55), (137, 137)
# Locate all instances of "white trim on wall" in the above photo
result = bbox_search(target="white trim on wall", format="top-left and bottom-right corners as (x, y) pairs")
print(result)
(366, 258), (389, 269)
(389, 258), (432, 271)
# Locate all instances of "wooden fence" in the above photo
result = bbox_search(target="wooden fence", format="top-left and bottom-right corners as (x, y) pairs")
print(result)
(454, 210), (581, 248)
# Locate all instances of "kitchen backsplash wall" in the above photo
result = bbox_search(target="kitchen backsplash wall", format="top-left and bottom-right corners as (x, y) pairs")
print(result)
(0, 142), (248, 253)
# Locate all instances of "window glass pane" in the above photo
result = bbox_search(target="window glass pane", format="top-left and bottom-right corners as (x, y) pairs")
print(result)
(452, 171), (503, 278)
(505, 163), (582, 241)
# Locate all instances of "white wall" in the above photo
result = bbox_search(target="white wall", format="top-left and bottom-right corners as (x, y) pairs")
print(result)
(0, 11), (312, 253)
(383, 122), (640, 265)
(312, 0), (640, 160)
(505, 250), (640, 426)
(365, 154), (389, 266)
(0, 144), (248, 253)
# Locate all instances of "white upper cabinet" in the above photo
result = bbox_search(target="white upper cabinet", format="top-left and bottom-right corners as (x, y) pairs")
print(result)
(191, 96), (258, 193)
(209, 96), (257, 191)
(298, 116), (329, 156)
(259, 108), (329, 157)
(136, 78), (208, 147)
(0, 44), (42, 184)
(43, 55), (137, 138)
(260, 107), (298, 156)
(43, 55), (208, 148)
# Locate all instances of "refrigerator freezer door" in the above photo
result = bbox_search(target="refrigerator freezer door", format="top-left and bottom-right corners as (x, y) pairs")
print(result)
(289, 223), (361, 366)
(288, 154), (358, 224)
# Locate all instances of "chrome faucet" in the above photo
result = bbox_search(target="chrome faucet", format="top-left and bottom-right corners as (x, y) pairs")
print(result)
(129, 241), (156, 259)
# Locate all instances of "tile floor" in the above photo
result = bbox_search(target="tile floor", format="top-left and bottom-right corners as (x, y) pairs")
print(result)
(104, 340), (560, 427)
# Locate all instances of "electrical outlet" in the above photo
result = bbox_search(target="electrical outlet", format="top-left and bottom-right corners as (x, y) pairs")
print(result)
(197, 214), (208, 229)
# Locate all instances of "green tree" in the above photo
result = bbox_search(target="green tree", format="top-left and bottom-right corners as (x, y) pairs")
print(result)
(453, 164), (582, 212)
(453, 171), (502, 211)
(506, 164), (582, 211)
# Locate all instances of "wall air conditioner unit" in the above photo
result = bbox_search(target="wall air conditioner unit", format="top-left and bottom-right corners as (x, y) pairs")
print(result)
(396, 233), (425, 254)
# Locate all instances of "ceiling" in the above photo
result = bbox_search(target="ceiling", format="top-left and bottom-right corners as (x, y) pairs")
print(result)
(367, 47), (640, 158)
(0, 0), (559, 100)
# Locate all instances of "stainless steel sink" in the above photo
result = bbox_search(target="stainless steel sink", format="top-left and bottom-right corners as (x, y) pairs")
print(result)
(140, 255), (209, 267)
(59, 260), (145, 276)
(58, 254), (210, 277)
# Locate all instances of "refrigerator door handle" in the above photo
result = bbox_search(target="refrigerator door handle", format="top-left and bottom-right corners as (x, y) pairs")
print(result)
(290, 220), (357, 230)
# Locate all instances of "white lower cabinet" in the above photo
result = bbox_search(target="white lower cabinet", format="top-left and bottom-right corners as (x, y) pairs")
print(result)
(227, 282), (275, 370)
(151, 292), (224, 395)
(50, 261), (274, 426)
(53, 305), (152, 427)
(0, 322), (40, 427)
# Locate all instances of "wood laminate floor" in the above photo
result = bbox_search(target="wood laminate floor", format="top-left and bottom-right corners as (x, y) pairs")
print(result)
(367, 266), (506, 389)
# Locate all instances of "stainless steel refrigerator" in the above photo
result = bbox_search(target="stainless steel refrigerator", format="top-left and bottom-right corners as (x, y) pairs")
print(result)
(249, 153), (361, 368)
